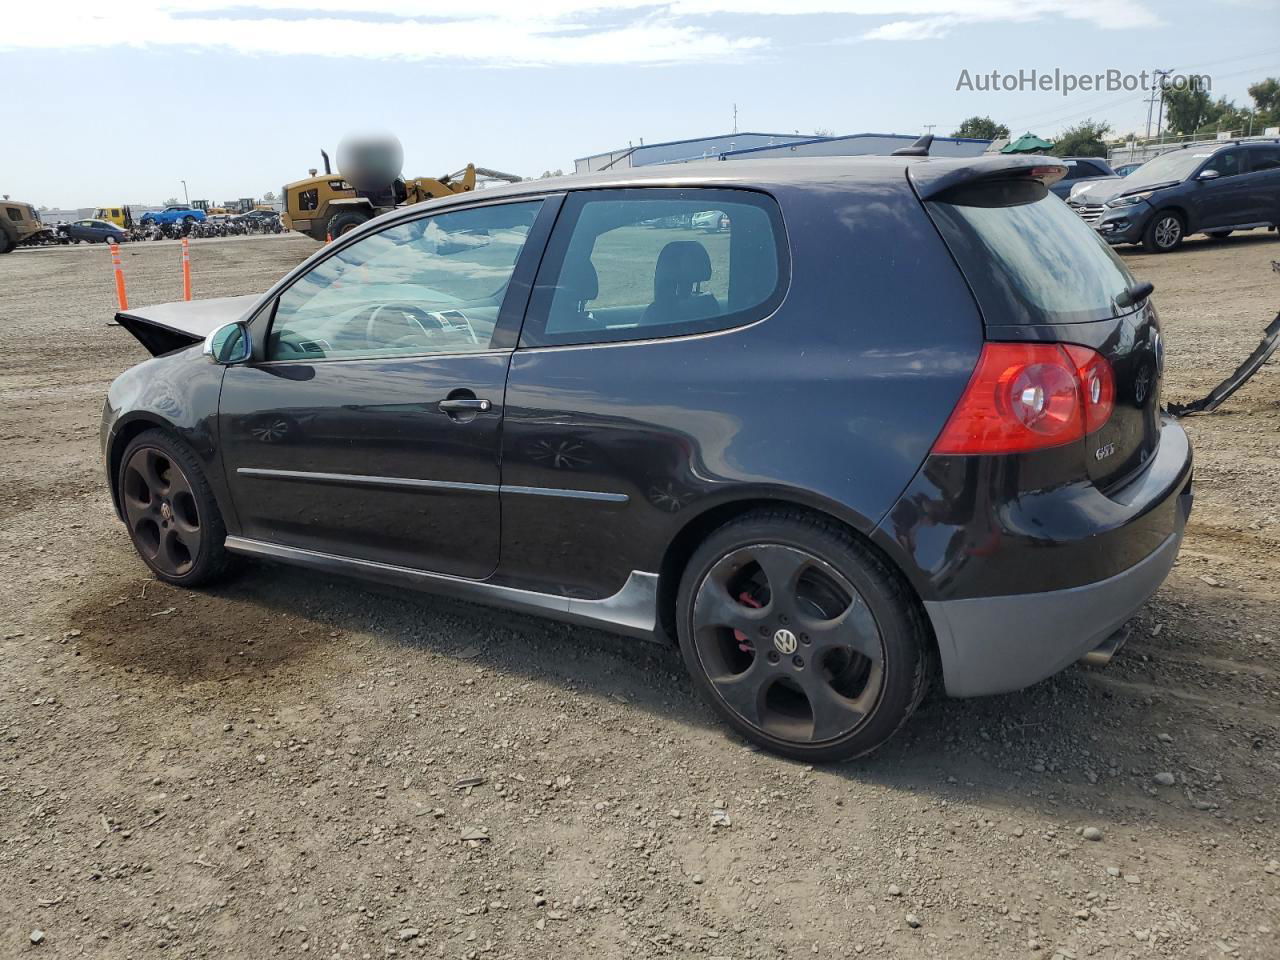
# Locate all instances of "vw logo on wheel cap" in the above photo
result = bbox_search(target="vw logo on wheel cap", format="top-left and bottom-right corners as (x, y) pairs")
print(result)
(772, 628), (798, 655)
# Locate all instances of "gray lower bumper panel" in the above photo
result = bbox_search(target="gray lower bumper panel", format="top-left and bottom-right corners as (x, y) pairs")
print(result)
(924, 527), (1183, 698)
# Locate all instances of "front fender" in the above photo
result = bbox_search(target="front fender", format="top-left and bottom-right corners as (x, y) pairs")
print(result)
(102, 346), (236, 531)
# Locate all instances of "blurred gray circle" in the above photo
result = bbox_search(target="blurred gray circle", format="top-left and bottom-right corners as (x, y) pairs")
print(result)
(336, 134), (404, 193)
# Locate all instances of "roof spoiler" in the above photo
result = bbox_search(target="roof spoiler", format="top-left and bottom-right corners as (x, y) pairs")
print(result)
(908, 154), (1068, 200)
(891, 134), (933, 157)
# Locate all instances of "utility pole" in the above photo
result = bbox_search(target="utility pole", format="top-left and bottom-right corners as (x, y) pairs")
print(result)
(180, 180), (189, 206)
(732, 103), (738, 135)
(923, 123), (936, 134)
(1153, 68), (1173, 144)
(1144, 67), (1173, 142)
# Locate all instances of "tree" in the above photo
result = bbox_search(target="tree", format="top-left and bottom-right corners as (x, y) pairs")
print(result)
(952, 116), (1010, 140)
(1051, 120), (1110, 158)
(262, 190), (277, 202)
(538, 169), (564, 179)
(162, 196), (179, 206)
(812, 127), (835, 137)
(1247, 77), (1279, 127)
(1163, 86), (1213, 136)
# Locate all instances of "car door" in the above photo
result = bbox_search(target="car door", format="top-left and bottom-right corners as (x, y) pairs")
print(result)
(1190, 148), (1251, 230)
(219, 195), (556, 578)
(1242, 145), (1280, 226)
(497, 187), (792, 599)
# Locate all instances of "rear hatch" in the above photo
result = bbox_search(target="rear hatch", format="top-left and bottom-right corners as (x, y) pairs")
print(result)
(918, 173), (1162, 491)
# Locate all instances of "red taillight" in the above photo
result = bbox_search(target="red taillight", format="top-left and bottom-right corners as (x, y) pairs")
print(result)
(933, 342), (1114, 455)
(1063, 344), (1115, 433)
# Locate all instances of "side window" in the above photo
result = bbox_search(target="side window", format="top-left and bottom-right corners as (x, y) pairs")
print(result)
(522, 189), (786, 347)
(1204, 149), (1244, 178)
(298, 190), (319, 212)
(1249, 147), (1280, 172)
(266, 199), (543, 361)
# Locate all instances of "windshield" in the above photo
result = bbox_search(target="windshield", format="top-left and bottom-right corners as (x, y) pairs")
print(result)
(928, 185), (1137, 325)
(1121, 150), (1207, 189)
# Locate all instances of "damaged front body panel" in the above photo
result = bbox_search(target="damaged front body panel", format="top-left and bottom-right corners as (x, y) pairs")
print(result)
(115, 294), (260, 356)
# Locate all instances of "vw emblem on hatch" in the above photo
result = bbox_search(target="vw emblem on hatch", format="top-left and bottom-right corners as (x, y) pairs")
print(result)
(773, 628), (798, 655)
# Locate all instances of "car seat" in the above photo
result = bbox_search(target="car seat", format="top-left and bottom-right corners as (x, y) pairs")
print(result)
(642, 241), (720, 326)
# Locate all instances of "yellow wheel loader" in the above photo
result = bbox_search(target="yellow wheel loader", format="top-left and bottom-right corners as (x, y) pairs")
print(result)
(281, 137), (521, 242)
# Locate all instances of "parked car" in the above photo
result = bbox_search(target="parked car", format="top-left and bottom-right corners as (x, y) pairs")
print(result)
(1068, 138), (1280, 251)
(691, 209), (730, 231)
(61, 218), (127, 244)
(139, 205), (207, 226)
(103, 155), (1193, 762)
(235, 209), (278, 224)
(1047, 156), (1117, 198)
(1113, 161), (1146, 177)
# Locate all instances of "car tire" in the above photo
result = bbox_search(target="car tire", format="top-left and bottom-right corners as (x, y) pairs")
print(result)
(1205, 230), (1232, 240)
(117, 429), (234, 587)
(326, 210), (370, 238)
(0, 232), (13, 254)
(184, 215), (196, 223)
(1142, 211), (1185, 253)
(675, 509), (932, 763)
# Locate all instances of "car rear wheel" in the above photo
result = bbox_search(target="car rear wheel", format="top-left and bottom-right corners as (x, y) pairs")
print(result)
(117, 429), (233, 587)
(1143, 211), (1184, 253)
(676, 510), (931, 762)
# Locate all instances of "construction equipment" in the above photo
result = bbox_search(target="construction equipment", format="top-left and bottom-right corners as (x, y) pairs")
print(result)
(0, 197), (45, 254)
(93, 205), (135, 229)
(280, 134), (522, 242)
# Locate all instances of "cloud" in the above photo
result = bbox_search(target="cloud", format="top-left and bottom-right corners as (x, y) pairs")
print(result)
(2, 1), (1161, 63)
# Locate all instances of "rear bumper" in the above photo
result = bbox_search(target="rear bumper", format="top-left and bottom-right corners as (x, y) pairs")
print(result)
(925, 491), (1189, 696)
(879, 416), (1194, 697)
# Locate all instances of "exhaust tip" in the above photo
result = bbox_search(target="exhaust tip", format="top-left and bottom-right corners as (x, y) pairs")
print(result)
(1080, 627), (1130, 668)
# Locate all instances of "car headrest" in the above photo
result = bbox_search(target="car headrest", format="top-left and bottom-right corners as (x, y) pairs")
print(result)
(653, 241), (712, 299)
(558, 255), (598, 304)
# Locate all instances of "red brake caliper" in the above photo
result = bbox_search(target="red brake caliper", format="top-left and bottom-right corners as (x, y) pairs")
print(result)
(733, 592), (762, 653)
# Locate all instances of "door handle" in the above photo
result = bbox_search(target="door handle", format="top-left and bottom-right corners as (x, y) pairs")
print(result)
(438, 398), (491, 413)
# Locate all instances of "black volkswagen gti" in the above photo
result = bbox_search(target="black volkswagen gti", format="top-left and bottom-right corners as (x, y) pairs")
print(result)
(102, 155), (1193, 762)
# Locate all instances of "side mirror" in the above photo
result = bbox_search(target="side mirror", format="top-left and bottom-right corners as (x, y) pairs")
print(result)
(1196, 169), (1220, 181)
(203, 321), (251, 364)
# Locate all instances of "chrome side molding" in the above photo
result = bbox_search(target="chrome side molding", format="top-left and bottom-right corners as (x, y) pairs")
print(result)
(223, 536), (659, 638)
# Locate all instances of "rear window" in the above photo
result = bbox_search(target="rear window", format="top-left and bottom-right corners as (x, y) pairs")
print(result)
(927, 182), (1136, 325)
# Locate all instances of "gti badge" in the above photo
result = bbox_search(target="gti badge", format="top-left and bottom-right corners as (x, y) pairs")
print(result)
(1095, 442), (1116, 461)
(773, 628), (798, 655)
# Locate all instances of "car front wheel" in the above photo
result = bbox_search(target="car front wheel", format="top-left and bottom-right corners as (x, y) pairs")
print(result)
(1143, 211), (1185, 253)
(676, 509), (931, 762)
(117, 429), (233, 586)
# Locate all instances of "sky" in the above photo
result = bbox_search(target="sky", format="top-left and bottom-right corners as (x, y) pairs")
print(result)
(4, 0), (1278, 208)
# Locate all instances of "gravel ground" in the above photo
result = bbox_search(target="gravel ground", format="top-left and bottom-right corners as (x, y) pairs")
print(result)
(1, 231), (1278, 959)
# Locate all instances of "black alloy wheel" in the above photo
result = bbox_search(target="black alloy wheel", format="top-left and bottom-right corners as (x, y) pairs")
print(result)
(118, 430), (231, 585)
(677, 511), (931, 762)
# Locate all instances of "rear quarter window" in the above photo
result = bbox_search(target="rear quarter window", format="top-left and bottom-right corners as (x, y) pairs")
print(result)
(520, 188), (787, 347)
(926, 181), (1136, 325)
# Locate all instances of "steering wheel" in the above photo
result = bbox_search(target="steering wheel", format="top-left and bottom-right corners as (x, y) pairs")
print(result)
(364, 303), (439, 346)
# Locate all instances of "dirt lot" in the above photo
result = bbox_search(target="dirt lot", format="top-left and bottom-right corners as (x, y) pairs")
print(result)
(1, 231), (1278, 960)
